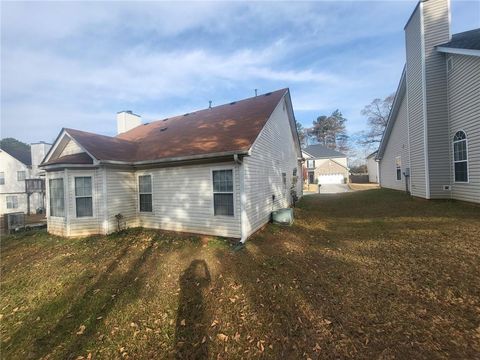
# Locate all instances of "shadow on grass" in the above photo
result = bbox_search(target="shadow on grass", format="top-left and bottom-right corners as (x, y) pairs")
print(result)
(14, 237), (157, 359)
(174, 259), (211, 359)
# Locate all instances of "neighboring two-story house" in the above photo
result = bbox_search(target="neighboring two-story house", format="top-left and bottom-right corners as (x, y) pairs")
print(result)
(377, 0), (479, 203)
(302, 144), (349, 184)
(0, 142), (52, 215)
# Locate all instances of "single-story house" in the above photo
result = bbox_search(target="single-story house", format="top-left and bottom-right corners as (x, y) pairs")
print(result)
(39, 88), (303, 241)
(377, 0), (479, 203)
(302, 145), (349, 184)
(366, 150), (379, 183)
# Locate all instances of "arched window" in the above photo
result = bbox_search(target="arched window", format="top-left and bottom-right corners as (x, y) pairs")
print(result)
(453, 131), (468, 182)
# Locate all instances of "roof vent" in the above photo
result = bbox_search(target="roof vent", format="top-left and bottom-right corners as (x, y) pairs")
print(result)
(160, 127), (168, 132)
(183, 113), (189, 116)
(143, 122), (150, 125)
(255, 89), (258, 97)
(230, 101), (236, 105)
(209, 100), (212, 109)
(264, 92), (272, 96)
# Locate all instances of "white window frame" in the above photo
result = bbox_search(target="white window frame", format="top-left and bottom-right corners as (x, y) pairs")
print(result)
(395, 156), (402, 181)
(452, 130), (469, 183)
(0, 172), (4, 185)
(211, 166), (235, 217)
(306, 159), (315, 169)
(74, 176), (94, 218)
(17, 171), (26, 181)
(49, 178), (65, 218)
(137, 173), (153, 213)
(6, 195), (18, 209)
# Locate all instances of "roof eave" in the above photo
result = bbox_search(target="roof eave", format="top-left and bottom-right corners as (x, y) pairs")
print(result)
(436, 46), (480, 57)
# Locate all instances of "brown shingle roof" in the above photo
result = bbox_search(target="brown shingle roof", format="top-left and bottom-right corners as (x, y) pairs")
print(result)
(43, 152), (93, 165)
(57, 88), (288, 164)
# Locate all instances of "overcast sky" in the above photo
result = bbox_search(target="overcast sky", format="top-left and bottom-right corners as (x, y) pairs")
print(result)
(1, 1), (479, 145)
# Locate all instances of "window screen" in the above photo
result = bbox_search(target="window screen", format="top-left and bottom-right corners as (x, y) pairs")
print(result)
(0, 172), (4, 185)
(138, 175), (152, 212)
(75, 177), (93, 217)
(17, 171), (26, 181)
(49, 178), (65, 217)
(6, 196), (18, 209)
(213, 170), (233, 216)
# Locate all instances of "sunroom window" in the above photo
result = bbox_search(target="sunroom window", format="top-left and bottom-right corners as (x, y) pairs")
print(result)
(49, 178), (65, 217)
(75, 177), (93, 217)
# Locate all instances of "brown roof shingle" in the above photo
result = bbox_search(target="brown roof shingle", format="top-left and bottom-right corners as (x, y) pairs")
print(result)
(54, 88), (288, 164)
(44, 152), (94, 165)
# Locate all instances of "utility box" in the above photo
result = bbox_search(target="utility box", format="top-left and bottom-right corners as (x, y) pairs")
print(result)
(272, 208), (294, 226)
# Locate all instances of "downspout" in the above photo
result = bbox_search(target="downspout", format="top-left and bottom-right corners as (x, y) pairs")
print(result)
(234, 154), (248, 244)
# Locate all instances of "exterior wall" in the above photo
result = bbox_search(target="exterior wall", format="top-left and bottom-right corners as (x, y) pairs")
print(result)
(61, 139), (84, 156)
(0, 151), (31, 214)
(105, 168), (138, 232)
(447, 54), (480, 203)
(367, 157), (379, 183)
(423, 0), (451, 198)
(380, 96), (411, 191)
(243, 96), (302, 237)
(134, 162), (242, 238)
(405, 5), (428, 198)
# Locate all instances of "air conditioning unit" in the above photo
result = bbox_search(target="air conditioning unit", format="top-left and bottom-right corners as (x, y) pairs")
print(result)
(443, 185), (451, 191)
(4, 212), (25, 234)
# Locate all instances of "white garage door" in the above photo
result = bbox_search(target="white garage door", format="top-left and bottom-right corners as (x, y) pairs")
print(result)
(318, 174), (344, 184)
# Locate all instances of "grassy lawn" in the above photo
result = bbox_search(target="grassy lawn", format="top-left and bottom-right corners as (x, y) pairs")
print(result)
(1, 189), (479, 359)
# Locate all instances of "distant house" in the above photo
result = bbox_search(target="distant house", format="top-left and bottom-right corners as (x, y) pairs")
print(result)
(377, 0), (479, 203)
(366, 150), (379, 183)
(302, 145), (349, 184)
(39, 89), (303, 240)
(0, 142), (52, 215)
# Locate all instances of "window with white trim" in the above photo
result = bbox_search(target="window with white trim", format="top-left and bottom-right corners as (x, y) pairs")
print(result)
(17, 171), (26, 181)
(212, 169), (234, 216)
(138, 175), (152, 212)
(75, 176), (93, 217)
(306, 160), (315, 168)
(395, 156), (402, 181)
(6, 195), (18, 209)
(0, 172), (4, 185)
(282, 172), (287, 191)
(49, 178), (64, 217)
(453, 131), (468, 182)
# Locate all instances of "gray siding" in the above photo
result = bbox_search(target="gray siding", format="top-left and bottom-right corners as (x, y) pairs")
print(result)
(424, 0), (451, 198)
(380, 95), (411, 191)
(243, 96), (302, 237)
(448, 54), (480, 203)
(405, 6), (428, 198)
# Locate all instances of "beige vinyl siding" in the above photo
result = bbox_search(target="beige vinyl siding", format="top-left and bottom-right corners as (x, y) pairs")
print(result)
(423, 0), (451, 198)
(405, 6), (427, 198)
(105, 168), (138, 232)
(136, 162), (242, 238)
(448, 54), (480, 203)
(61, 139), (84, 156)
(380, 96), (411, 191)
(243, 96), (302, 237)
